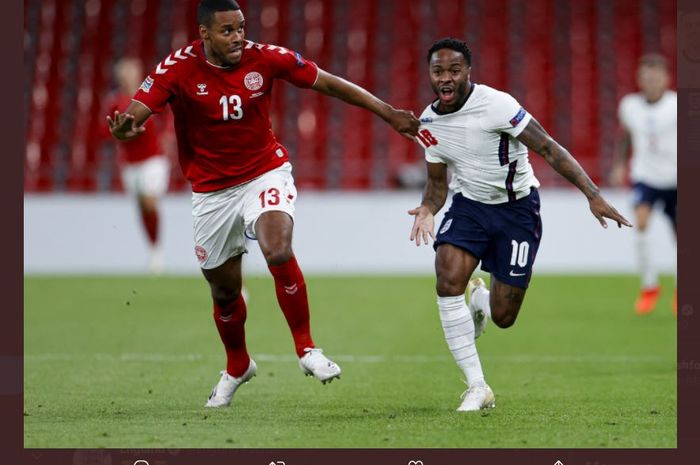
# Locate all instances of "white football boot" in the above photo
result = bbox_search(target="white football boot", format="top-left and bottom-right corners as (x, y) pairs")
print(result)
(467, 277), (488, 339)
(299, 348), (341, 384)
(205, 359), (257, 408)
(457, 382), (496, 412)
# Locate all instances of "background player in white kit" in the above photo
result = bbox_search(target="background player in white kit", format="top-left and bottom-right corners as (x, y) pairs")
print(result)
(409, 38), (631, 411)
(611, 54), (677, 315)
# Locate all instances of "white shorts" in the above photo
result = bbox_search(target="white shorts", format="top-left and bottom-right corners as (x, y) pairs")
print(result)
(121, 155), (170, 197)
(191, 162), (297, 269)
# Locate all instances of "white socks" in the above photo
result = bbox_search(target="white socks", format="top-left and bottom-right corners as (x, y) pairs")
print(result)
(636, 230), (658, 289)
(437, 295), (485, 387)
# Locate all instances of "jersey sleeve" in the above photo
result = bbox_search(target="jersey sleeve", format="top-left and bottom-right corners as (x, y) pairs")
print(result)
(423, 136), (444, 163)
(617, 95), (632, 130)
(266, 46), (319, 88)
(132, 60), (178, 114)
(417, 110), (445, 163)
(481, 90), (532, 137)
(425, 149), (444, 164)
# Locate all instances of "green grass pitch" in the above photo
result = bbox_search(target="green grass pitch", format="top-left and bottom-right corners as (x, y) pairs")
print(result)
(24, 274), (676, 448)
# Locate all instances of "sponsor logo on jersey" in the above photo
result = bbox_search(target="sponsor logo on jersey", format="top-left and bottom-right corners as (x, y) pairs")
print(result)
(250, 91), (265, 99)
(196, 83), (208, 95)
(139, 76), (154, 93)
(244, 72), (264, 91)
(294, 51), (305, 67)
(439, 218), (453, 234)
(194, 245), (208, 264)
(509, 107), (527, 127)
(509, 270), (526, 277)
(420, 117), (433, 123)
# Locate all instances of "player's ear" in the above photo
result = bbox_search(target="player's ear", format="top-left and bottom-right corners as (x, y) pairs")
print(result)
(199, 24), (209, 41)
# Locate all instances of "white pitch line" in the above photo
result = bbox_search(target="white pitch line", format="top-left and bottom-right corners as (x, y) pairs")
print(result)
(23, 353), (671, 364)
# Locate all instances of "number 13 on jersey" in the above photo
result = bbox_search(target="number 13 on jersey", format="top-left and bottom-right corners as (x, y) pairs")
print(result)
(219, 95), (243, 120)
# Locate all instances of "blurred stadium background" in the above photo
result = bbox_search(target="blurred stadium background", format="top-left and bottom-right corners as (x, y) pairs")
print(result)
(23, 0), (678, 448)
(24, 0), (677, 274)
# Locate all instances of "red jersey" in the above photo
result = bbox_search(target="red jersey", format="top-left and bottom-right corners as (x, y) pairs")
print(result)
(133, 39), (319, 193)
(106, 93), (163, 164)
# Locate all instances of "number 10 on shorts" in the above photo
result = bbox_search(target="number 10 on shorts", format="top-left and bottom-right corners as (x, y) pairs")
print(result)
(510, 240), (530, 267)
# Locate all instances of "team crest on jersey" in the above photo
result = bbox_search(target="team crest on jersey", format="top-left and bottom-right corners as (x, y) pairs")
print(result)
(439, 219), (453, 234)
(244, 72), (264, 91)
(509, 107), (527, 127)
(139, 76), (154, 93)
(194, 245), (208, 264)
(196, 83), (208, 95)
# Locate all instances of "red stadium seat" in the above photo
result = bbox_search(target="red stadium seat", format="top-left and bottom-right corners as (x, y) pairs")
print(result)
(24, 0), (677, 193)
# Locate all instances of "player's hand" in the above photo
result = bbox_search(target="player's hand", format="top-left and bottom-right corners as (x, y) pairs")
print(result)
(107, 111), (145, 140)
(390, 109), (420, 141)
(588, 194), (633, 229)
(408, 205), (435, 246)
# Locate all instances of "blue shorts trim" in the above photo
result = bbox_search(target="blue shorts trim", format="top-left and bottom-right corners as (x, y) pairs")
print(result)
(434, 189), (543, 289)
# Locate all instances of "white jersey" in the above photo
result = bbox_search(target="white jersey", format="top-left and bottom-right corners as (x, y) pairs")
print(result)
(418, 83), (539, 204)
(618, 90), (677, 189)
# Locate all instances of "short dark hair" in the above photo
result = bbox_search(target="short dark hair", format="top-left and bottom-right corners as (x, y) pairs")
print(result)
(197, 0), (241, 27)
(638, 53), (668, 70)
(427, 38), (472, 66)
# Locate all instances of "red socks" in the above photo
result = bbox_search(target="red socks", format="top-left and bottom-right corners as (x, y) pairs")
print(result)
(213, 255), (313, 373)
(140, 209), (159, 245)
(268, 255), (315, 357)
(213, 295), (250, 378)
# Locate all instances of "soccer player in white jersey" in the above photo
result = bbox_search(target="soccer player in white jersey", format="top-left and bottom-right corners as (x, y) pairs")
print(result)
(612, 54), (677, 315)
(409, 38), (631, 411)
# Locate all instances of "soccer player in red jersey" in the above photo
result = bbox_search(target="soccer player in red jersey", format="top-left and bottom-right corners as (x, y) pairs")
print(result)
(108, 0), (420, 408)
(105, 57), (171, 274)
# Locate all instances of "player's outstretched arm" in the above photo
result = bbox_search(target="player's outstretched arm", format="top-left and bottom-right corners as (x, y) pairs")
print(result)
(107, 100), (152, 141)
(312, 69), (420, 139)
(409, 162), (448, 246)
(516, 118), (633, 229)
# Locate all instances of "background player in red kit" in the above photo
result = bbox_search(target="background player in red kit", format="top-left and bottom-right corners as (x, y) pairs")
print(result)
(105, 57), (171, 274)
(108, 0), (420, 408)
